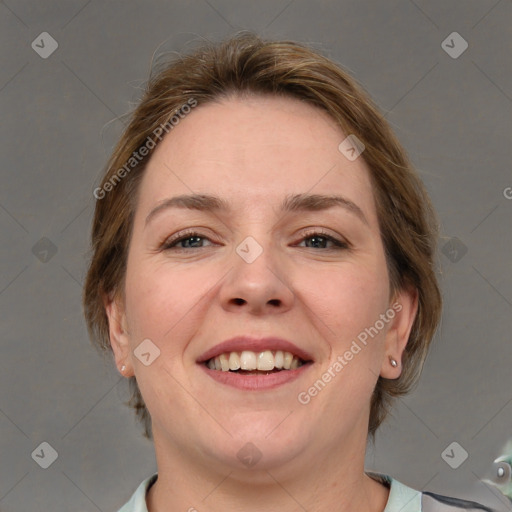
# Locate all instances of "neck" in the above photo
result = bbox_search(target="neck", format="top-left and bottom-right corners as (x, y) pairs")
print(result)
(146, 424), (389, 512)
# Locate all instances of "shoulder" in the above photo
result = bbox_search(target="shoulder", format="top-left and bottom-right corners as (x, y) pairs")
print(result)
(367, 472), (499, 512)
(117, 474), (157, 512)
(421, 491), (497, 512)
(119, 472), (501, 512)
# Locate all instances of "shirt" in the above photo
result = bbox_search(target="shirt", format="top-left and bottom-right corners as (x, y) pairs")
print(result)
(118, 471), (497, 512)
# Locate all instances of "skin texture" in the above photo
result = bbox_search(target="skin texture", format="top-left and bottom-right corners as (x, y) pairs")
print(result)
(105, 94), (418, 512)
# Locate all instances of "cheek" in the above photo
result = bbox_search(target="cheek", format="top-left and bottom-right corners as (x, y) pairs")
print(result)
(299, 264), (390, 417)
(301, 260), (390, 342)
(123, 257), (212, 347)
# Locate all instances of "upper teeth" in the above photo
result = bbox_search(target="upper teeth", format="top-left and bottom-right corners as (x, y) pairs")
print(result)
(206, 350), (302, 371)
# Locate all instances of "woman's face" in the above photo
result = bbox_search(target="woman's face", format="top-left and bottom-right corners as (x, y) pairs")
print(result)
(107, 94), (416, 474)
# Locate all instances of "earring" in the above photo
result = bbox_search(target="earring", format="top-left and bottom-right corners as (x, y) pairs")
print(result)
(120, 364), (127, 373)
(389, 357), (398, 367)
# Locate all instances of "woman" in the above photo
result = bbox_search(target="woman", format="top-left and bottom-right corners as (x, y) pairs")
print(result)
(83, 32), (496, 512)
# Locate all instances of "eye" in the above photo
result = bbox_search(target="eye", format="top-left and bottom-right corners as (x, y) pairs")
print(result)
(161, 229), (349, 252)
(297, 229), (349, 250)
(162, 230), (215, 251)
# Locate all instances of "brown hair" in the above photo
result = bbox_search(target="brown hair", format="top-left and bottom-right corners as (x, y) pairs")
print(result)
(83, 31), (442, 442)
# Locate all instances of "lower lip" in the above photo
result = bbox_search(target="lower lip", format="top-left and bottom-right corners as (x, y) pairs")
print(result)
(199, 363), (312, 390)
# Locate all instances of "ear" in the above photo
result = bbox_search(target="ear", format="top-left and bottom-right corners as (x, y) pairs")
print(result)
(104, 291), (135, 377)
(380, 284), (419, 379)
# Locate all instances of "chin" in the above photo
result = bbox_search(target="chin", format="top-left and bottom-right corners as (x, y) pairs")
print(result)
(198, 415), (310, 472)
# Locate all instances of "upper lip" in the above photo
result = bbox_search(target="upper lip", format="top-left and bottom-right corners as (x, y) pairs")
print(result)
(196, 336), (314, 364)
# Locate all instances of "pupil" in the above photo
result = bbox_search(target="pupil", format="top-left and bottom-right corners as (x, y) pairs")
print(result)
(186, 236), (202, 247)
(308, 236), (326, 248)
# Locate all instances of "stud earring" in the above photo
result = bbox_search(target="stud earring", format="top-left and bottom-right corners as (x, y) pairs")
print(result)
(389, 357), (398, 367)
(120, 364), (127, 373)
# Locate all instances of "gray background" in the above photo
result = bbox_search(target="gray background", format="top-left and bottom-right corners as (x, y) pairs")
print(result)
(1, 1), (511, 511)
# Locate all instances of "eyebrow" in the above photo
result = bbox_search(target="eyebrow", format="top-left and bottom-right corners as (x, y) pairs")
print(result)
(145, 193), (369, 227)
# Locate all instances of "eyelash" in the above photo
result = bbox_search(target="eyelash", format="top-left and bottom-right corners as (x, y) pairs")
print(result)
(161, 229), (349, 251)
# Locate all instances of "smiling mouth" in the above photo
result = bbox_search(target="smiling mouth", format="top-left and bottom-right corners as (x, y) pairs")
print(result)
(205, 350), (307, 373)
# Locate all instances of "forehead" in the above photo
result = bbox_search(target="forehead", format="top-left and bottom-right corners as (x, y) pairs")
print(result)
(135, 94), (379, 226)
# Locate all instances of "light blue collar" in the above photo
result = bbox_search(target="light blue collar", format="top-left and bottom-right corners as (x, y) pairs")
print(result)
(118, 472), (421, 512)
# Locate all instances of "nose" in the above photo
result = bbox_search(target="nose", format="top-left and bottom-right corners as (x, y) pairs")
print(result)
(218, 235), (295, 315)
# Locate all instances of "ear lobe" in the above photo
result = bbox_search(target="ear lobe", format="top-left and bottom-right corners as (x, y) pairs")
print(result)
(104, 292), (134, 377)
(380, 285), (419, 379)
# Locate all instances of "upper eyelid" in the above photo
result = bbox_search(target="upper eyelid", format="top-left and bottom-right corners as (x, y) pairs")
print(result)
(165, 226), (342, 240)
